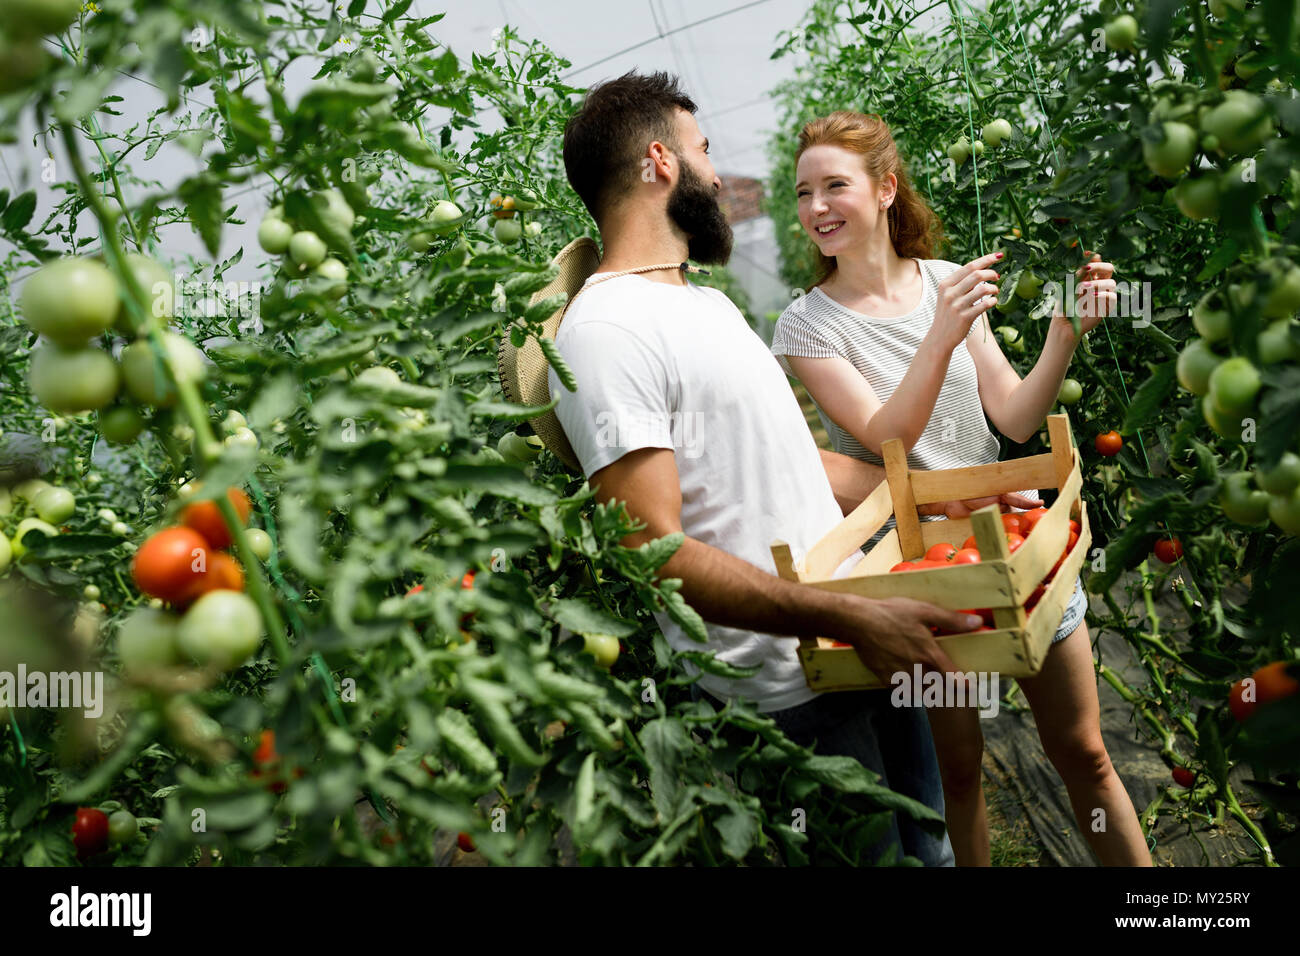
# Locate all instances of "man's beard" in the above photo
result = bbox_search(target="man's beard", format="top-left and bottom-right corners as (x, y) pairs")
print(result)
(667, 160), (734, 266)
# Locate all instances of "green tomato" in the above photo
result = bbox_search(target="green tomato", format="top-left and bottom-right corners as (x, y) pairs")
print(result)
(14, 479), (52, 502)
(995, 325), (1025, 353)
(1014, 271), (1043, 300)
(116, 607), (181, 673)
(245, 528), (273, 562)
(120, 332), (207, 407)
(1262, 264), (1300, 319)
(981, 119), (1013, 148)
(0, 534), (10, 574)
(29, 344), (121, 413)
(407, 231), (434, 253)
(11, 517), (59, 559)
(21, 257), (120, 345)
(1104, 15), (1138, 51)
(356, 365), (402, 388)
(107, 810), (138, 846)
(1219, 471), (1270, 525)
(97, 507), (117, 524)
(257, 217), (293, 254)
(0, 35), (49, 94)
(224, 427), (259, 450)
(497, 432), (530, 463)
(33, 486), (75, 523)
(1172, 177), (1221, 220)
(177, 590), (263, 670)
(1208, 0), (1246, 17)
(493, 218), (522, 244)
(946, 138), (971, 165)
(1200, 91), (1273, 155)
(314, 257), (349, 299)
(1192, 290), (1232, 343)
(971, 140), (985, 158)
(1256, 451), (1300, 495)
(99, 405), (146, 444)
(1268, 486), (1300, 535)
(1057, 378), (1083, 405)
(428, 200), (464, 235)
(1234, 52), (1264, 81)
(288, 231), (327, 268)
(1258, 321), (1298, 365)
(0, 0), (81, 39)
(1142, 122), (1197, 178)
(512, 189), (542, 211)
(1201, 394), (1243, 441)
(1176, 339), (1225, 395)
(83, 584), (100, 601)
(1207, 356), (1261, 416)
(524, 221), (542, 238)
(114, 253), (174, 336)
(581, 633), (620, 669)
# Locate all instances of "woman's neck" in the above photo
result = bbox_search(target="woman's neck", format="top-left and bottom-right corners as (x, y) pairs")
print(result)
(824, 242), (913, 299)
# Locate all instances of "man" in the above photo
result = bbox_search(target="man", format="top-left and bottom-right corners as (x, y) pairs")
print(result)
(549, 71), (1026, 866)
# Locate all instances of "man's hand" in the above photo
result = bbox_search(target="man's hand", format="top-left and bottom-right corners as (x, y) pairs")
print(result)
(832, 594), (983, 686)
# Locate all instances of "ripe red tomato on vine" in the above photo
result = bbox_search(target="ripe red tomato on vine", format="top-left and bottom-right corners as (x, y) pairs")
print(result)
(1172, 767), (1196, 788)
(72, 807), (109, 860)
(1153, 537), (1183, 564)
(1095, 431), (1122, 456)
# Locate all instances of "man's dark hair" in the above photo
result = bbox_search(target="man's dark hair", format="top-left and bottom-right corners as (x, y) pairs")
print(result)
(563, 70), (697, 225)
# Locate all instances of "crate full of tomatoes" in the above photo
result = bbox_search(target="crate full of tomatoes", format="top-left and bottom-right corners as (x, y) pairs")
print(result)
(771, 415), (1091, 691)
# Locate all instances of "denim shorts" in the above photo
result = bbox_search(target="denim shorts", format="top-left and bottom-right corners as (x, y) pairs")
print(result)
(1052, 576), (1088, 644)
(690, 683), (955, 867)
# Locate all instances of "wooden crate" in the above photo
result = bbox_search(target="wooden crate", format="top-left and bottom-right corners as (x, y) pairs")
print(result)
(771, 414), (1091, 691)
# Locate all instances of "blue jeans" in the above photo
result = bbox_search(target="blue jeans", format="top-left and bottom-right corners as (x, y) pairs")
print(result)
(692, 684), (955, 867)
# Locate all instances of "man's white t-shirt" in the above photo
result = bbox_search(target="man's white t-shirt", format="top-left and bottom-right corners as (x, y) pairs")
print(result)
(548, 272), (861, 713)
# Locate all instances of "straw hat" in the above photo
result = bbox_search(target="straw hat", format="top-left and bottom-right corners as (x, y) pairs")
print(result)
(497, 236), (699, 472)
(496, 236), (601, 472)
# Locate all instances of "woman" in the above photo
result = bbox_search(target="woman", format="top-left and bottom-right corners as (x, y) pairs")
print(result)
(771, 110), (1151, 867)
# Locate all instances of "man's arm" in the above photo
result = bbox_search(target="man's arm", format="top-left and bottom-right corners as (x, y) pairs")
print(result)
(819, 448), (884, 516)
(589, 447), (975, 679)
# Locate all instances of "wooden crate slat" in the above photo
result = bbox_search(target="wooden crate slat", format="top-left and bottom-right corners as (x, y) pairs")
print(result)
(909, 454), (1058, 506)
(850, 528), (904, 576)
(919, 516), (975, 551)
(882, 438), (925, 560)
(803, 479), (895, 579)
(800, 627), (1033, 690)
(1006, 455), (1082, 600)
(804, 561), (1015, 609)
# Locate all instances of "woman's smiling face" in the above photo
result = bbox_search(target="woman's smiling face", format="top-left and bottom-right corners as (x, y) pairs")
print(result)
(795, 144), (886, 255)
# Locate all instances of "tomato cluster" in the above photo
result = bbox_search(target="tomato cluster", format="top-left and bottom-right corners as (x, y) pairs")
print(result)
(122, 485), (264, 673)
(886, 507), (1082, 628)
(257, 191), (352, 299)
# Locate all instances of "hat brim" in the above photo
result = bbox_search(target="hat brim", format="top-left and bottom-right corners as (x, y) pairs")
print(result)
(496, 235), (601, 472)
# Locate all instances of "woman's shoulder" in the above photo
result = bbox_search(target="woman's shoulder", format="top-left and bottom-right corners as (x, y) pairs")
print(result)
(775, 287), (832, 327)
(921, 258), (963, 282)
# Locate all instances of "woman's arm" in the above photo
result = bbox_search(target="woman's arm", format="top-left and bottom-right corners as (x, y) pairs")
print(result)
(968, 255), (1118, 443)
(788, 333), (957, 457)
(783, 253), (1003, 455)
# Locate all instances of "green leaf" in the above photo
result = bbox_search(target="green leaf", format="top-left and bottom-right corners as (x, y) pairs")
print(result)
(524, 293), (569, 325)
(247, 373), (299, 432)
(435, 708), (499, 777)
(1121, 362), (1177, 435)
(383, 0), (415, 21)
(659, 580), (708, 642)
(538, 337), (577, 392)
(550, 597), (637, 638)
(573, 753), (597, 829)
(178, 175), (225, 258)
(715, 807), (759, 859)
(438, 464), (558, 506)
(468, 397), (558, 422)
(2, 190), (36, 234)
(23, 533), (120, 559)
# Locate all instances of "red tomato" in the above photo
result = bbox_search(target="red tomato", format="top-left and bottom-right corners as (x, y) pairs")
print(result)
(1069, 518), (1081, 535)
(1229, 678), (1256, 722)
(253, 729), (278, 768)
(131, 526), (211, 603)
(180, 488), (252, 550)
(829, 640), (852, 647)
(1067, 529), (1079, 552)
(180, 550), (245, 603)
(1025, 584), (1045, 611)
(925, 543), (956, 562)
(72, 807), (110, 860)
(889, 561), (914, 573)
(1005, 532), (1026, 553)
(1019, 507), (1049, 535)
(1153, 537), (1183, 564)
(460, 570), (476, 589)
(962, 535), (978, 550)
(1001, 513), (1024, 535)
(457, 831), (477, 852)
(1095, 430), (1122, 456)
(1253, 660), (1299, 705)
(951, 548), (981, 565)
(406, 584), (424, 596)
(1172, 767), (1196, 788)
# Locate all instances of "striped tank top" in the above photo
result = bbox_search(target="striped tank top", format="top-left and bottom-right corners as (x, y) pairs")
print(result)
(771, 257), (1036, 544)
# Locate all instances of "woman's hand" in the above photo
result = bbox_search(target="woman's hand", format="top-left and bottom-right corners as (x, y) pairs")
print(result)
(923, 492), (1044, 519)
(931, 251), (1005, 352)
(1052, 251), (1117, 341)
